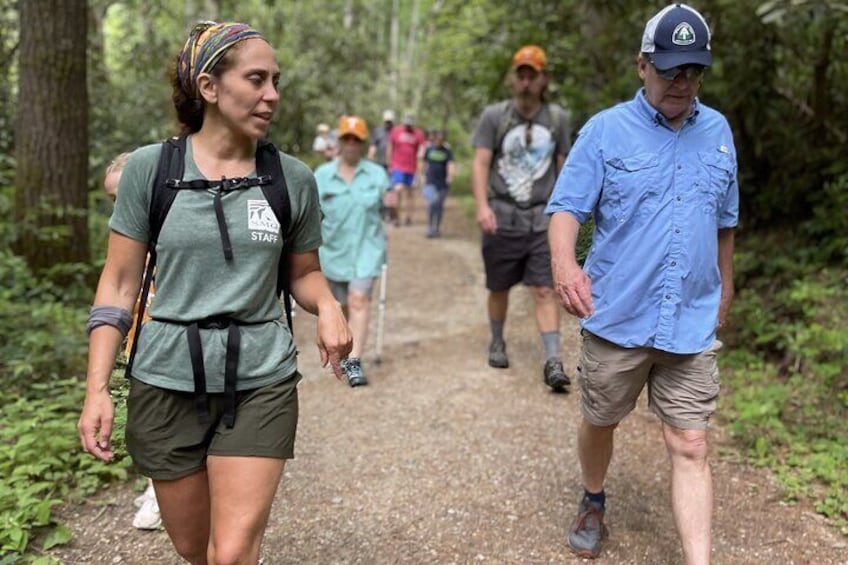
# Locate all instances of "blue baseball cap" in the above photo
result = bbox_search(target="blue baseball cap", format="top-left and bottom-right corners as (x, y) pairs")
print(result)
(641, 3), (712, 70)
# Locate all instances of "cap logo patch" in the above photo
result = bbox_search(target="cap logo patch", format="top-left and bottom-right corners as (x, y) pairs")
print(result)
(672, 22), (696, 46)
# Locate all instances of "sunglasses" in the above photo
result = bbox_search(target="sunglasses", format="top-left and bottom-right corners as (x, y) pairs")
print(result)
(648, 57), (706, 81)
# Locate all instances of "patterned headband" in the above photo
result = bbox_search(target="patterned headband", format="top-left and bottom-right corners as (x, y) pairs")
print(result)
(177, 21), (265, 95)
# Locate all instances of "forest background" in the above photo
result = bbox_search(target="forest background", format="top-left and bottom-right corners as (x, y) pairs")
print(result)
(0, 0), (846, 561)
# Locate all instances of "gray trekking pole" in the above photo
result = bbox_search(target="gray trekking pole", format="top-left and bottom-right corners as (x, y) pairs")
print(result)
(374, 263), (388, 365)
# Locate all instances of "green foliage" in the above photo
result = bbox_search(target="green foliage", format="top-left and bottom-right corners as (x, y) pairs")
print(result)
(723, 217), (848, 533)
(0, 248), (95, 388)
(0, 377), (132, 560)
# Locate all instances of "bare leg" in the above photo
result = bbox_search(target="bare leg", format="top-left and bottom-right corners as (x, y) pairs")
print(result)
(663, 424), (712, 565)
(530, 285), (561, 334)
(347, 290), (371, 359)
(578, 419), (617, 493)
(154, 470), (211, 564)
(487, 290), (509, 324)
(404, 184), (415, 224)
(207, 456), (286, 565)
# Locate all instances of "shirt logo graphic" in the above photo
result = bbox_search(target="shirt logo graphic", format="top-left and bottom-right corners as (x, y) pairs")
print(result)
(248, 200), (280, 233)
(672, 23), (696, 46)
(497, 123), (554, 204)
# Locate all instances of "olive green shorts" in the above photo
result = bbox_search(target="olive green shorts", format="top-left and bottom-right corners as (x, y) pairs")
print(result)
(577, 331), (721, 430)
(125, 373), (302, 480)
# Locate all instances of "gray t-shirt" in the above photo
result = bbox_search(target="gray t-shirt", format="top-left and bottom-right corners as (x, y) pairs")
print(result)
(472, 101), (570, 232)
(110, 138), (322, 392)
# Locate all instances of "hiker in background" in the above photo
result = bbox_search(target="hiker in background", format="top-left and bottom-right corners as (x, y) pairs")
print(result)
(471, 44), (572, 392)
(421, 129), (455, 238)
(547, 4), (737, 561)
(387, 112), (427, 226)
(79, 21), (351, 563)
(368, 109), (395, 170)
(312, 123), (336, 161)
(314, 115), (390, 387)
(103, 153), (162, 531)
(369, 109), (397, 223)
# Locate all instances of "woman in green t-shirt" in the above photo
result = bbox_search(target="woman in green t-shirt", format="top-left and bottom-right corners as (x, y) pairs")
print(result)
(79, 21), (352, 563)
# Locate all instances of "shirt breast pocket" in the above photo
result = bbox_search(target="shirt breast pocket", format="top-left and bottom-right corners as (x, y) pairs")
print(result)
(602, 153), (661, 222)
(697, 151), (733, 216)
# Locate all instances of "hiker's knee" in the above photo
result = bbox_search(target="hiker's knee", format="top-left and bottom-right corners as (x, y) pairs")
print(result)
(208, 536), (259, 565)
(531, 285), (556, 302)
(348, 291), (370, 312)
(170, 537), (207, 565)
(663, 425), (709, 463)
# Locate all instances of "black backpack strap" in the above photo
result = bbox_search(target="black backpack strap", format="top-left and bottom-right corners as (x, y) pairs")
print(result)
(125, 137), (186, 379)
(493, 100), (516, 158)
(255, 140), (294, 330)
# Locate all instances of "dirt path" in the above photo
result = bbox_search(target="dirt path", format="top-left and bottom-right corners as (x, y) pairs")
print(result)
(54, 197), (846, 564)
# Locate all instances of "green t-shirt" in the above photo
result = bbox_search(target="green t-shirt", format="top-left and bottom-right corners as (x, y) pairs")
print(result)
(109, 138), (322, 392)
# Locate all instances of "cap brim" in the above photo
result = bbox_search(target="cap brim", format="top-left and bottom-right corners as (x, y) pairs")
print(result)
(513, 62), (543, 72)
(650, 50), (712, 70)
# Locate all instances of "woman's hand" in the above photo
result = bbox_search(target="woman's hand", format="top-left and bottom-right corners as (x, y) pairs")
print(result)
(78, 390), (115, 462)
(315, 300), (353, 380)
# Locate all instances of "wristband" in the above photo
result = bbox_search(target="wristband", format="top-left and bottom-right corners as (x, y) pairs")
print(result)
(87, 305), (134, 337)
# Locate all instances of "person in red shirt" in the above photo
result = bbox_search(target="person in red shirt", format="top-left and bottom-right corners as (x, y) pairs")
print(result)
(386, 113), (427, 226)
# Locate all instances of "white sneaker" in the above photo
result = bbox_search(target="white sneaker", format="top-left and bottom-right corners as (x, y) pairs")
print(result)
(133, 484), (155, 509)
(132, 493), (161, 530)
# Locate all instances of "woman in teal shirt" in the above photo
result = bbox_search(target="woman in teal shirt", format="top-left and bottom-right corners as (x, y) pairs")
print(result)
(314, 116), (391, 386)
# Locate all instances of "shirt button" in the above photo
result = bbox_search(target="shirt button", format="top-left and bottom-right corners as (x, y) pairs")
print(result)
(677, 165), (682, 170)
(675, 228), (681, 233)
(676, 195), (682, 201)
(671, 261), (677, 266)
(665, 294), (671, 300)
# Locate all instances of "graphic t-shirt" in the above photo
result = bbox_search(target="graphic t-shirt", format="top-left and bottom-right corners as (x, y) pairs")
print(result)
(109, 138), (323, 392)
(472, 102), (570, 232)
(424, 145), (454, 188)
(389, 125), (427, 173)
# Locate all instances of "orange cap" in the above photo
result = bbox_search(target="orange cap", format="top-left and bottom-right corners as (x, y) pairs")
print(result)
(338, 115), (369, 141)
(512, 45), (547, 71)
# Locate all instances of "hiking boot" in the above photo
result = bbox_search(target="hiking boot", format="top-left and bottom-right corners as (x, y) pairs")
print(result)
(567, 496), (608, 559)
(341, 357), (368, 387)
(488, 340), (509, 368)
(543, 357), (570, 392)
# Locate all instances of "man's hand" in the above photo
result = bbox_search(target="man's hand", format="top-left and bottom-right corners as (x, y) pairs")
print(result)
(552, 260), (594, 318)
(476, 203), (497, 234)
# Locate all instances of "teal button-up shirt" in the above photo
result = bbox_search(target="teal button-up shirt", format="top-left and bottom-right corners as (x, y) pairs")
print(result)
(314, 158), (390, 282)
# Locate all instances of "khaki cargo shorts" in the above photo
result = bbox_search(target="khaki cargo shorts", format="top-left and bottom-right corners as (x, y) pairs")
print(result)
(126, 373), (302, 480)
(577, 331), (721, 430)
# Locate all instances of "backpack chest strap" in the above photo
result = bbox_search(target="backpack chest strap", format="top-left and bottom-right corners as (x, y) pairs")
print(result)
(166, 176), (272, 260)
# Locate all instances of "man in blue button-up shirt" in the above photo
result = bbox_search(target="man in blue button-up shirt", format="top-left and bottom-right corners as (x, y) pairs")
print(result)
(546, 4), (738, 563)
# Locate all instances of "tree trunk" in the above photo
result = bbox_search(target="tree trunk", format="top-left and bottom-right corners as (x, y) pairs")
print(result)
(14, 0), (90, 270)
(389, 0), (399, 108)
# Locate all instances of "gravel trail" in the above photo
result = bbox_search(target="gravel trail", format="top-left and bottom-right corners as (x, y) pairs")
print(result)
(54, 198), (847, 564)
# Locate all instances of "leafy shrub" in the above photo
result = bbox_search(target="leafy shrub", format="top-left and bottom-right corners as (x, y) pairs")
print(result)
(0, 377), (132, 560)
(0, 251), (93, 389)
(722, 218), (848, 534)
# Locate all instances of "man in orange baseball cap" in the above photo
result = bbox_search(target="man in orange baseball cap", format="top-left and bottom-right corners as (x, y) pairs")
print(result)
(512, 44), (547, 72)
(471, 44), (572, 392)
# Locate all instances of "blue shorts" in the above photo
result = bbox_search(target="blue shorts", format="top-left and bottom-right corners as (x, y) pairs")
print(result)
(390, 170), (415, 188)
